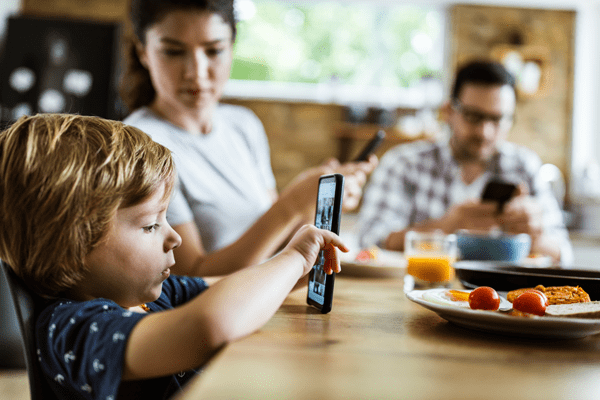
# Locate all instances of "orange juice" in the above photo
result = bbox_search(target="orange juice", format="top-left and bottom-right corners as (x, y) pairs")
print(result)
(406, 255), (455, 283)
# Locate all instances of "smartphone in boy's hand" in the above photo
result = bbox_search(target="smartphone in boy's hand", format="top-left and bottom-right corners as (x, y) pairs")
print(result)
(307, 174), (344, 314)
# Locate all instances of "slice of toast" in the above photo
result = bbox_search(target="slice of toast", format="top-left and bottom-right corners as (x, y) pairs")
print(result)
(507, 285), (591, 305)
(545, 301), (600, 318)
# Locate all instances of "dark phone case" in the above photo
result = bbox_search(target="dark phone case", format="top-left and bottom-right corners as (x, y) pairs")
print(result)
(306, 174), (344, 314)
(481, 180), (517, 212)
(353, 130), (386, 162)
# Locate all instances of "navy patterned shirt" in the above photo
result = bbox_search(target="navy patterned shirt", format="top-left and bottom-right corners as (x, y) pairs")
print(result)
(357, 140), (573, 265)
(36, 275), (209, 400)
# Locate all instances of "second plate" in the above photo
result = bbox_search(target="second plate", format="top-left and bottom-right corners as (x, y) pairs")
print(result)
(454, 261), (600, 300)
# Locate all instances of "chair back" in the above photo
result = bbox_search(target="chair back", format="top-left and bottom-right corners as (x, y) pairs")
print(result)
(1, 260), (60, 400)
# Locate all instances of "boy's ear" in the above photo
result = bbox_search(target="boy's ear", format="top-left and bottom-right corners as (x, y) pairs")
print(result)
(438, 100), (452, 123)
(135, 41), (149, 70)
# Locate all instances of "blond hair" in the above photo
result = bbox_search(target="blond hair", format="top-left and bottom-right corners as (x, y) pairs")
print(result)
(0, 114), (174, 297)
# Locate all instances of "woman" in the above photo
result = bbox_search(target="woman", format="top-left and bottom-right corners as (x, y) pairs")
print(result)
(120, 0), (376, 277)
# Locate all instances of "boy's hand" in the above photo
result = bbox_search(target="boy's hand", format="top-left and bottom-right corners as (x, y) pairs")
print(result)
(284, 225), (349, 276)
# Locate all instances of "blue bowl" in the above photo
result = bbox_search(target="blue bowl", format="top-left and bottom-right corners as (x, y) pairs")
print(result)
(456, 231), (531, 262)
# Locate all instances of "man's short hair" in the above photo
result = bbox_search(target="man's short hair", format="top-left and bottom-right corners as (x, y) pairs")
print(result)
(0, 114), (175, 298)
(451, 60), (516, 100)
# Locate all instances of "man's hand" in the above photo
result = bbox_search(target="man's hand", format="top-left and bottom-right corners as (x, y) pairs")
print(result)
(497, 184), (544, 241)
(441, 199), (499, 233)
(385, 198), (498, 251)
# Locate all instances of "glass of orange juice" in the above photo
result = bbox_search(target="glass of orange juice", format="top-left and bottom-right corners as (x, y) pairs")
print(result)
(404, 231), (457, 291)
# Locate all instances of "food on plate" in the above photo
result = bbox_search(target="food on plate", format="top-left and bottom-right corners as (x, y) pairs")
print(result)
(421, 289), (512, 311)
(545, 301), (600, 319)
(468, 286), (500, 310)
(447, 289), (470, 302)
(422, 285), (600, 319)
(507, 285), (590, 305)
(514, 289), (549, 306)
(355, 247), (378, 262)
(421, 289), (476, 309)
(418, 285), (597, 319)
(512, 291), (547, 316)
(529, 289), (549, 306)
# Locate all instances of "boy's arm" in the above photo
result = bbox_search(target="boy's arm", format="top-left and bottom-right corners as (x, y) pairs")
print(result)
(122, 226), (347, 380)
(173, 157), (375, 277)
(172, 192), (307, 277)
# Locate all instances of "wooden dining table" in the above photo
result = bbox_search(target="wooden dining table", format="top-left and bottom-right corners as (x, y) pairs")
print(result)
(176, 272), (600, 400)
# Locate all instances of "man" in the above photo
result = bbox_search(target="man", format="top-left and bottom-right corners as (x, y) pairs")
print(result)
(357, 60), (572, 265)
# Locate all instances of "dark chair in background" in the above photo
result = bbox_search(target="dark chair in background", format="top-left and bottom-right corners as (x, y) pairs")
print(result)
(0, 264), (25, 369)
(1, 260), (59, 400)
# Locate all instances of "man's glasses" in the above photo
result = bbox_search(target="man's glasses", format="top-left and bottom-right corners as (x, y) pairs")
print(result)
(451, 101), (514, 127)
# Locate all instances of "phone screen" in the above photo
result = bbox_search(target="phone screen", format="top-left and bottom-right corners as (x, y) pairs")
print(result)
(307, 174), (343, 313)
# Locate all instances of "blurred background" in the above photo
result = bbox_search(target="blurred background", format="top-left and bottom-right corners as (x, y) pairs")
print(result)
(2, 0), (600, 378)
(2, 0), (599, 213)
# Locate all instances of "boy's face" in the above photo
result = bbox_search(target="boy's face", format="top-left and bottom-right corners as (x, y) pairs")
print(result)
(78, 182), (181, 308)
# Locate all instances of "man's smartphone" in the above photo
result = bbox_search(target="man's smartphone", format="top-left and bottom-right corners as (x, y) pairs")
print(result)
(481, 179), (517, 212)
(307, 173), (344, 314)
(353, 130), (386, 162)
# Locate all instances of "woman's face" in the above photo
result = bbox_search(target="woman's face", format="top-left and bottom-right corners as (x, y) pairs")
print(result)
(138, 10), (233, 115)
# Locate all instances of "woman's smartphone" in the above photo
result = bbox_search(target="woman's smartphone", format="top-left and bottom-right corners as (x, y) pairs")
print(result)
(353, 130), (386, 162)
(307, 174), (344, 314)
(481, 179), (517, 212)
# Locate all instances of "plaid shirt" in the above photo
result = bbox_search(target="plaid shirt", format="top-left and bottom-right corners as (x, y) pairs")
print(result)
(357, 140), (573, 265)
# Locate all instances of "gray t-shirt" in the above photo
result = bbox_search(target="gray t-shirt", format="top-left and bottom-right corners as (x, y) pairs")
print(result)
(124, 104), (276, 252)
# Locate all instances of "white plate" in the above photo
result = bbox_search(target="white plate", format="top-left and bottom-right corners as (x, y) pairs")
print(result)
(407, 288), (600, 339)
(340, 249), (406, 278)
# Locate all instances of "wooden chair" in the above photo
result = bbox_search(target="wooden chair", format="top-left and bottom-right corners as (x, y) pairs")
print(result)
(1, 260), (59, 400)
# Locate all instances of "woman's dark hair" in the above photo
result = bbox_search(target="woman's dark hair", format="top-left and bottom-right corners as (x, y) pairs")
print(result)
(450, 60), (516, 101)
(119, 0), (237, 113)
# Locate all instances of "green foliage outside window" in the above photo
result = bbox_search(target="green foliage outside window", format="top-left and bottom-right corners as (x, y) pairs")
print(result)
(231, 1), (443, 88)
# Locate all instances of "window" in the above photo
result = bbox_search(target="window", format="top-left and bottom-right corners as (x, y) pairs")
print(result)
(226, 0), (445, 108)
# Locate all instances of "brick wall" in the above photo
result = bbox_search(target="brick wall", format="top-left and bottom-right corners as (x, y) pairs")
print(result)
(223, 99), (346, 191)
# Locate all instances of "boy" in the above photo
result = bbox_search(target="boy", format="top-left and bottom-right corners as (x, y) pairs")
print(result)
(0, 114), (347, 400)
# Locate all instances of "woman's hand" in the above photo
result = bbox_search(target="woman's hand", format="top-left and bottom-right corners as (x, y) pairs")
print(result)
(278, 155), (378, 218)
(324, 155), (378, 211)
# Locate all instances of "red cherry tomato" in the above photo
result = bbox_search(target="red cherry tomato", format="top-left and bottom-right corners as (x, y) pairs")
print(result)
(512, 291), (547, 316)
(468, 286), (501, 310)
(523, 289), (549, 306)
(355, 250), (375, 262)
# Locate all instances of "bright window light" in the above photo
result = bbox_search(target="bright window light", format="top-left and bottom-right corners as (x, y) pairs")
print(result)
(228, 0), (445, 107)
